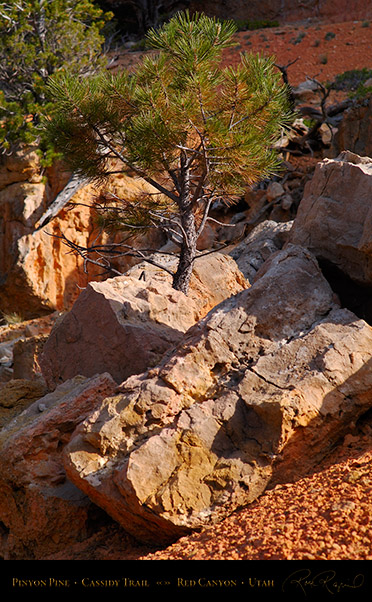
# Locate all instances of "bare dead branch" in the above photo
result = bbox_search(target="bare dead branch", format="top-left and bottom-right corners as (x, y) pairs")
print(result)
(196, 196), (214, 238)
(45, 230), (177, 277)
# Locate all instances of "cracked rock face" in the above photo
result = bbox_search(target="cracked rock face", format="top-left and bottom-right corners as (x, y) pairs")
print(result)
(63, 245), (372, 544)
(0, 148), (167, 318)
(328, 96), (372, 159)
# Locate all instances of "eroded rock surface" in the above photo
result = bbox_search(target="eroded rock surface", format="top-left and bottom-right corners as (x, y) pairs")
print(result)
(229, 219), (292, 282)
(0, 379), (47, 429)
(0, 148), (166, 317)
(288, 151), (372, 287)
(62, 245), (372, 544)
(0, 312), (59, 383)
(0, 373), (116, 559)
(40, 253), (248, 389)
(327, 96), (372, 159)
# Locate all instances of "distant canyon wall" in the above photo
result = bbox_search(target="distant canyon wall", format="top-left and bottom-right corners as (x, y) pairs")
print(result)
(189, 0), (372, 24)
(103, 0), (372, 32)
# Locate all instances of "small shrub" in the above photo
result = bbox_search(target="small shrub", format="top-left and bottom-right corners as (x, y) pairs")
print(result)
(319, 54), (328, 64)
(354, 82), (372, 98)
(0, 0), (113, 153)
(1, 311), (24, 325)
(361, 21), (370, 27)
(332, 68), (372, 91)
(303, 118), (317, 129)
(291, 32), (306, 45)
(324, 31), (336, 40)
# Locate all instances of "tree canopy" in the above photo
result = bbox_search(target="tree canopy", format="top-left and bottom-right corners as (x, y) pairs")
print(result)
(44, 11), (293, 293)
(0, 0), (113, 154)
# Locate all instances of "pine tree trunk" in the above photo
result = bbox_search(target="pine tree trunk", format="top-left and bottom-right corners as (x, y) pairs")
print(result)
(172, 152), (197, 295)
(172, 207), (197, 294)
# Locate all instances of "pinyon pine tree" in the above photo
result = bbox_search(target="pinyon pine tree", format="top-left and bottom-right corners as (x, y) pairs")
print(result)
(45, 11), (293, 294)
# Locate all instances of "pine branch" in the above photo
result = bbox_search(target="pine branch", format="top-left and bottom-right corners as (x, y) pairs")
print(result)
(229, 98), (272, 130)
(87, 121), (180, 204)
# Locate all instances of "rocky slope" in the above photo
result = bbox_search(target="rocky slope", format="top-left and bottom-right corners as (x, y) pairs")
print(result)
(3, 153), (372, 561)
(2, 15), (372, 563)
(104, 0), (372, 35)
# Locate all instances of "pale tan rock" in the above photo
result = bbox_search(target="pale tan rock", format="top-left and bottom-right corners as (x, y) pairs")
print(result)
(0, 373), (116, 559)
(0, 146), (41, 190)
(0, 313), (60, 382)
(280, 193), (293, 210)
(62, 245), (372, 544)
(292, 79), (320, 101)
(266, 181), (285, 201)
(0, 339), (15, 373)
(318, 122), (337, 146)
(288, 151), (372, 287)
(39, 252), (248, 389)
(229, 220), (292, 282)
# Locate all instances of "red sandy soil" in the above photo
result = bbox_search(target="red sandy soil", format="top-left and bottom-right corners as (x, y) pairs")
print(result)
(48, 19), (372, 562)
(227, 19), (372, 86)
(117, 18), (372, 89)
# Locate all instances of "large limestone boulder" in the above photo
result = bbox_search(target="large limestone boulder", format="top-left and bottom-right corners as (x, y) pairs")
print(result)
(39, 253), (248, 389)
(62, 245), (372, 544)
(0, 373), (116, 559)
(288, 151), (372, 288)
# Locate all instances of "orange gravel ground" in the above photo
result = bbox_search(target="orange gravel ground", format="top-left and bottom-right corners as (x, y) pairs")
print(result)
(47, 18), (372, 564)
(139, 435), (372, 561)
(119, 18), (372, 89)
(225, 19), (372, 87)
(48, 427), (372, 562)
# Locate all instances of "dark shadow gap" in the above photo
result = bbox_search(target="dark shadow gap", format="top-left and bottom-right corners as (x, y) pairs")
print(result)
(318, 257), (372, 325)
